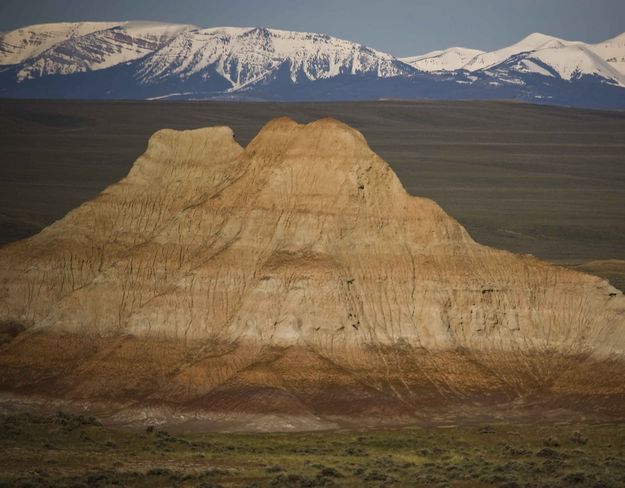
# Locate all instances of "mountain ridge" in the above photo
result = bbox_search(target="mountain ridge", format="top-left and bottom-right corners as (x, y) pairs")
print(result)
(134, 26), (414, 91)
(1, 22), (625, 108)
(400, 47), (485, 72)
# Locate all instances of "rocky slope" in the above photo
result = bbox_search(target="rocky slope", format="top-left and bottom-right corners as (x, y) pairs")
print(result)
(1, 118), (624, 429)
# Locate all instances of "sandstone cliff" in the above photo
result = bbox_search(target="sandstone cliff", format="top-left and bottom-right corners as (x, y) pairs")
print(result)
(1, 118), (624, 428)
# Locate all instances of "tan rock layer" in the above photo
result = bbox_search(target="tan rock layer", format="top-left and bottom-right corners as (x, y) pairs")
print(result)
(1, 117), (624, 422)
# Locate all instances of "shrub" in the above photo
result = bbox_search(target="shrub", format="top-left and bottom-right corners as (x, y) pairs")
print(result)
(536, 447), (561, 458)
(544, 437), (560, 447)
(146, 467), (173, 477)
(561, 472), (585, 484)
(318, 467), (342, 478)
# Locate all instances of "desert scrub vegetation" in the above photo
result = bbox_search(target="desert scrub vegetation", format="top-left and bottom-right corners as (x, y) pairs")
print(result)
(0, 412), (624, 487)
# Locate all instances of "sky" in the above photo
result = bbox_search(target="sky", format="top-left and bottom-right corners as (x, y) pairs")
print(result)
(1, 0), (624, 57)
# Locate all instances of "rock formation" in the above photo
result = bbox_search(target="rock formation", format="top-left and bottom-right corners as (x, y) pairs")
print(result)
(1, 118), (624, 429)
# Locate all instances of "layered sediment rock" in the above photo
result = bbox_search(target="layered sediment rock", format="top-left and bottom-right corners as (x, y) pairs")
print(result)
(1, 118), (624, 428)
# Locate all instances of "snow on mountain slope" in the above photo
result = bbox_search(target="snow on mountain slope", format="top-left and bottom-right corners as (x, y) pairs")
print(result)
(12, 22), (196, 81)
(135, 27), (414, 89)
(589, 32), (625, 75)
(1, 22), (625, 108)
(463, 33), (579, 72)
(529, 44), (625, 86)
(400, 47), (484, 72)
(483, 43), (625, 88)
(0, 22), (120, 65)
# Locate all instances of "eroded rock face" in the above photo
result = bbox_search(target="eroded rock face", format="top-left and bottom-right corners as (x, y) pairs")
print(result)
(1, 118), (624, 428)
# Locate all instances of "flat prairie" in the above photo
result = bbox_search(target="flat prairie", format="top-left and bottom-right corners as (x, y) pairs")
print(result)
(1, 99), (624, 288)
(1, 412), (624, 487)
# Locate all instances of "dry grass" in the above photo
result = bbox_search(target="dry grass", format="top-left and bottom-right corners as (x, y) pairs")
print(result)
(1, 412), (624, 487)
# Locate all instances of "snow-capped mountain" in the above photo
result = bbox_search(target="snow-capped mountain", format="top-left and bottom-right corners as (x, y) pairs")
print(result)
(1, 21), (625, 109)
(485, 43), (625, 87)
(6, 22), (196, 81)
(402, 31), (625, 95)
(462, 33), (581, 72)
(455, 32), (625, 91)
(135, 27), (415, 92)
(400, 47), (484, 72)
(0, 22), (121, 65)
(589, 32), (625, 75)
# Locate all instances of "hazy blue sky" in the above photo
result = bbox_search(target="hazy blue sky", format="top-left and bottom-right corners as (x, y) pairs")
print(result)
(1, 0), (624, 56)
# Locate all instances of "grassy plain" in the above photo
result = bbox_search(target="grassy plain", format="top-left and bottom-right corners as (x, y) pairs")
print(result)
(1, 412), (624, 487)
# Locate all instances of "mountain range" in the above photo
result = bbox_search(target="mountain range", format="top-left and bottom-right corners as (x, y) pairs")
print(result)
(1, 21), (625, 108)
